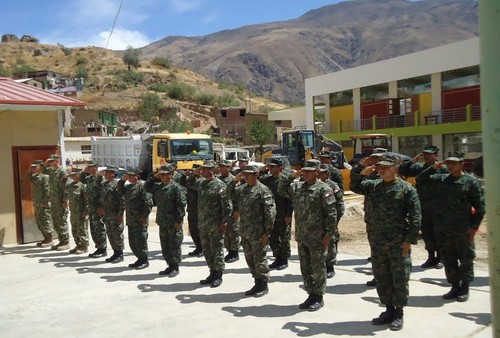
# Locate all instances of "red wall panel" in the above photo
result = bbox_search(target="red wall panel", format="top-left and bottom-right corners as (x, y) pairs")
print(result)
(442, 85), (480, 110)
(361, 100), (388, 119)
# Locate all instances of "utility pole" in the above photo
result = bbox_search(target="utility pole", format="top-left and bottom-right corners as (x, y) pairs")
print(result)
(479, 1), (500, 336)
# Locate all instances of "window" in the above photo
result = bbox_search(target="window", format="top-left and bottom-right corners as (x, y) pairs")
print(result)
(220, 110), (227, 118)
(239, 109), (246, 117)
(398, 136), (432, 157)
(397, 75), (431, 97)
(81, 145), (92, 154)
(442, 66), (480, 90)
(330, 90), (353, 107)
(443, 132), (482, 160)
(361, 84), (388, 103)
(171, 139), (213, 159)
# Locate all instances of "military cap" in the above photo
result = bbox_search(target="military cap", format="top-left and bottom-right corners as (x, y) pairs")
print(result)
(218, 159), (232, 167)
(103, 166), (118, 172)
(317, 151), (332, 158)
(376, 154), (400, 166)
(126, 167), (142, 175)
(242, 165), (259, 174)
(319, 164), (331, 173)
(302, 159), (321, 171)
(47, 154), (60, 161)
(266, 157), (283, 166)
(238, 156), (250, 162)
(158, 165), (174, 174)
(422, 144), (439, 154)
(192, 163), (202, 169)
(445, 151), (465, 162)
(31, 159), (44, 166)
(67, 167), (81, 175)
(201, 160), (217, 169)
(370, 148), (387, 157)
(86, 160), (98, 167)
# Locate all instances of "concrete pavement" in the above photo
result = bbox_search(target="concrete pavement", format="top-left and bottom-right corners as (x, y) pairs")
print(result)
(0, 226), (492, 338)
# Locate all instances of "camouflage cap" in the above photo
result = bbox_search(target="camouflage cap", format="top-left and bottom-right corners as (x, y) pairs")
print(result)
(47, 154), (60, 161)
(445, 151), (465, 162)
(201, 160), (217, 169)
(126, 167), (142, 175)
(266, 157), (283, 166)
(158, 165), (174, 174)
(67, 167), (82, 175)
(103, 166), (118, 173)
(302, 159), (321, 171)
(376, 154), (400, 166)
(319, 164), (331, 173)
(242, 165), (259, 174)
(31, 159), (44, 166)
(422, 144), (439, 154)
(238, 156), (249, 162)
(86, 160), (98, 167)
(218, 159), (232, 167)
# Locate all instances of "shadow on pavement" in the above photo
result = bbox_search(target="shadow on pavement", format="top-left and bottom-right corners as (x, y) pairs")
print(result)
(0, 245), (49, 256)
(420, 276), (490, 288)
(282, 320), (386, 336)
(270, 273), (303, 284)
(353, 267), (373, 275)
(137, 282), (204, 293)
(179, 260), (209, 267)
(337, 258), (370, 266)
(224, 267), (250, 275)
(449, 312), (491, 326)
(176, 291), (244, 304)
(100, 273), (160, 282)
(222, 304), (301, 318)
(408, 295), (446, 308)
(327, 283), (369, 295)
(76, 265), (130, 274)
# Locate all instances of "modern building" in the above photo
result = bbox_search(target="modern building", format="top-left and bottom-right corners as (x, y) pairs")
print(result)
(304, 38), (481, 161)
(0, 77), (86, 245)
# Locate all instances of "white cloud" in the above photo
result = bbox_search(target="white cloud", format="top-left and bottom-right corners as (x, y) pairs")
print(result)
(169, 0), (205, 13)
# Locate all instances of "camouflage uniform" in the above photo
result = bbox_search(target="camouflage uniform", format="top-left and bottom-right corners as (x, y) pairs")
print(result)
(118, 179), (153, 262)
(417, 168), (485, 287)
(188, 175), (232, 274)
(279, 173), (337, 298)
(323, 178), (344, 269)
(260, 173), (293, 262)
(219, 172), (241, 255)
(350, 165), (421, 309)
(329, 165), (344, 191)
(28, 171), (53, 240)
(232, 179), (276, 283)
(82, 173), (107, 251)
(181, 173), (202, 252)
(145, 176), (186, 266)
(48, 166), (69, 243)
(100, 179), (125, 252)
(65, 178), (89, 249)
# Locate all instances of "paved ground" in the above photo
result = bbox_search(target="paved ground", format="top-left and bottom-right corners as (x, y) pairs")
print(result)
(0, 226), (492, 338)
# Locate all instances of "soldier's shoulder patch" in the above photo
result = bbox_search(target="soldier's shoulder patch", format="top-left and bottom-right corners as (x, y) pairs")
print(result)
(333, 188), (341, 194)
(218, 187), (226, 194)
(323, 191), (333, 198)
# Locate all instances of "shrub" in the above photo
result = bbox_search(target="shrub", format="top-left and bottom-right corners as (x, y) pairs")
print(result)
(115, 69), (143, 85)
(75, 66), (88, 79)
(195, 93), (217, 106)
(216, 93), (240, 108)
(76, 56), (88, 65)
(61, 46), (72, 56)
(138, 92), (164, 121)
(151, 56), (171, 69)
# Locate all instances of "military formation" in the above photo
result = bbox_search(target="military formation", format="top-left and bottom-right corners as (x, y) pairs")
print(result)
(28, 144), (485, 332)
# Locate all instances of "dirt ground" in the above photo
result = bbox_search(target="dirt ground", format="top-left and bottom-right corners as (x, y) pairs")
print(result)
(334, 194), (490, 271)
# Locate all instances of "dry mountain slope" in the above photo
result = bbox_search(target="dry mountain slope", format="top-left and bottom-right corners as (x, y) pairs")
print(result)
(140, 0), (478, 103)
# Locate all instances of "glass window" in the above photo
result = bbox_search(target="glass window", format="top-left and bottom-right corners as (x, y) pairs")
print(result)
(398, 135), (432, 157)
(330, 90), (353, 107)
(171, 139), (213, 159)
(361, 83), (388, 103)
(81, 145), (91, 154)
(443, 132), (482, 160)
(300, 131), (314, 148)
(397, 75), (431, 96)
(442, 66), (480, 90)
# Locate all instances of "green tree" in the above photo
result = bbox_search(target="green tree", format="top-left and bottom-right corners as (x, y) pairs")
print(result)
(158, 116), (191, 133)
(75, 66), (88, 79)
(122, 46), (140, 71)
(11, 58), (35, 78)
(138, 92), (164, 122)
(247, 119), (274, 157)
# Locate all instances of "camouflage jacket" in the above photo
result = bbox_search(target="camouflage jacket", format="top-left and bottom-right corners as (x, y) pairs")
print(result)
(329, 165), (344, 191)
(118, 180), (153, 226)
(399, 161), (448, 207)
(187, 176), (232, 228)
(417, 168), (485, 231)
(279, 175), (337, 243)
(350, 167), (421, 244)
(64, 180), (86, 214)
(100, 179), (125, 217)
(145, 177), (186, 225)
(233, 181), (276, 239)
(47, 166), (67, 202)
(28, 172), (50, 207)
(180, 173), (198, 213)
(323, 178), (345, 222)
(260, 173), (293, 219)
(81, 173), (103, 210)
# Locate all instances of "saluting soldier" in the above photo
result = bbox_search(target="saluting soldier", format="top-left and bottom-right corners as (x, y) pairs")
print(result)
(28, 159), (54, 247)
(182, 163), (203, 257)
(64, 168), (89, 254)
(317, 151), (344, 191)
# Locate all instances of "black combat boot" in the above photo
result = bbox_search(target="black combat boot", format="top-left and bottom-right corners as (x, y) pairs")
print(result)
(224, 250), (239, 263)
(442, 283), (460, 300)
(326, 264), (335, 279)
(366, 278), (377, 287)
(299, 294), (314, 310)
(168, 263), (180, 278)
(307, 294), (324, 311)
(245, 279), (260, 296)
(89, 248), (107, 258)
(372, 305), (395, 325)
(276, 258), (288, 270)
(200, 270), (216, 285)
(210, 270), (223, 288)
(253, 280), (269, 298)
(136, 259), (149, 270)
(269, 258), (281, 269)
(129, 259), (141, 268)
(421, 250), (437, 268)
(390, 307), (404, 331)
(106, 250), (123, 263)
(159, 265), (174, 275)
(435, 251), (443, 269)
(188, 247), (203, 257)
(457, 281), (470, 302)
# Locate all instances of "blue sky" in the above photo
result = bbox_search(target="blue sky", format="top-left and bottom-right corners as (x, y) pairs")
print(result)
(1, 0), (349, 50)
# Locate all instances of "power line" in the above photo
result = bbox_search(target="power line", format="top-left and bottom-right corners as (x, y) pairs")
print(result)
(106, 0), (124, 49)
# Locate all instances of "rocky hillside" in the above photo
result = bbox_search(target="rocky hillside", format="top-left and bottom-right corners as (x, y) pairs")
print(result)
(140, 0), (478, 103)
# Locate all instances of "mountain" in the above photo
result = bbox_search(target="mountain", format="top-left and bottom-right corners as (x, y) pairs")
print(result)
(140, 0), (478, 103)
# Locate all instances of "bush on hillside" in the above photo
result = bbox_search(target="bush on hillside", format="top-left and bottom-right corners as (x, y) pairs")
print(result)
(151, 56), (171, 69)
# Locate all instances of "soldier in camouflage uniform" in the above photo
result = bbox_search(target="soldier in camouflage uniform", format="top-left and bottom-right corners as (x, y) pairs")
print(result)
(64, 169), (89, 254)
(230, 165), (276, 297)
(81, 162), (108, 258)
(417, 151), (485, 303)
(218, 159), (241, 263)
(260, 157), (293, 270)
(145, 165), (186, 277)
(188, 160), (232, 288)
(350, 154), (421, 331)
(230, 157), (249, 176)
(28, 160), (54, 247)
(118, 168), (153, 270)
(45, 154), (70, 250)
(399, 144), (448, 269)
(279, 159), (337, 312)
(182, 164), (203, 257)
(97, 166), (125, 263)
(317, 151), (344, 191)
(319, 164), (345, 278)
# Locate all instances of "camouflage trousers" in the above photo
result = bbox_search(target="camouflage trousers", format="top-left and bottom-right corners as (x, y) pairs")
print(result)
(158, 223), (183, 265)
(421, 207), (439, 252)
(103, 215), (124, 251)
(188, 211), (202, 250)
(128, 224), (148, 261)
(326, 231), (340, 267)
(70, 211), (89, 248)
(50, 201), (69, 242)
(224, 218), (241, 251)
(34, 205), (53, 238)
(88, 209), (107, 250)
(241, 236), (270, 282)
(436, 230), (476, 284)
(269, 217), (291, 259)
(200, 224), (225, 272)
(371, 241), (412, 308)
(298, 240), (327, 296)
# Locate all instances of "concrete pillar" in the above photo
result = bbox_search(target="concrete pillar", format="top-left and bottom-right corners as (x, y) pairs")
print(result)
(431, 72), (442, 113)
(479, 1), (500, 336)
(388, 80), (398, 98)
(305, 88), (314, 130)
(58, 109), (66, 166)
(431, 134), (443, 159)
(353, 88), (361, 127)
(324, 94), (331, 133)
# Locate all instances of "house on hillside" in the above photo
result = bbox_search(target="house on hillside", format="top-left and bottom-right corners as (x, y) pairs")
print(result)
(0, 77), (86, 245)
(216, 107), (275, 143)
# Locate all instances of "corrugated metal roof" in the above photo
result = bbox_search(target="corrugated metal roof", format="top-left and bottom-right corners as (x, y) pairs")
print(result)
(0, 77), (86, 107)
